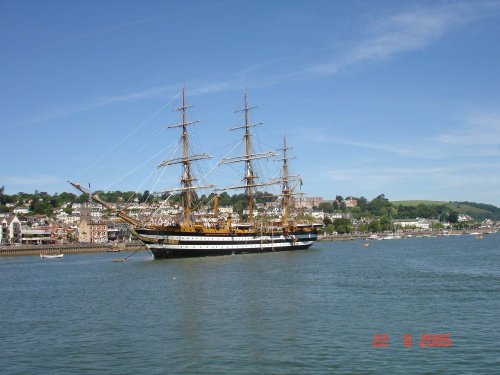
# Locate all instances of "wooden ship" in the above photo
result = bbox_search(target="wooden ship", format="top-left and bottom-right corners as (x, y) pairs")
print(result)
(70, 89), (320, 259)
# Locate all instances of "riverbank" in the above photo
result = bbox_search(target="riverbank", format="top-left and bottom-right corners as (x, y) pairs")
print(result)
(0, 241), (147, 257)
(317, 229), (496, 241)
(1, 229), (495, 256)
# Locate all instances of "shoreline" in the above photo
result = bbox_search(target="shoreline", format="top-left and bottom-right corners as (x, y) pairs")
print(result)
(1, 229), (495, 256)
(318, 229), (495, 241)
(0, 241), (147, 257)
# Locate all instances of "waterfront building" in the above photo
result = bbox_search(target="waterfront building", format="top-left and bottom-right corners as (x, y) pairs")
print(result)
(0, 215), (22, 245)
(78, 203), (108, 243)
(21, 228), (54, 245)
(79, 220), (108, 243)
(393, 218), (431, 230)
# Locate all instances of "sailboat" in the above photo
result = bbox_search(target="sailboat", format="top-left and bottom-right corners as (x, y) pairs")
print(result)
(70, 89), (320, 259)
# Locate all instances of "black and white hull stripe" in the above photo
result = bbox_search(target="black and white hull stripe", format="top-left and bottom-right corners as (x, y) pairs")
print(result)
(135, 229), (318, 259)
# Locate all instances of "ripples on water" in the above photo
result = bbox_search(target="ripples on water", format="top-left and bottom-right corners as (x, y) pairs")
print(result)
(1, 235), (499, 374)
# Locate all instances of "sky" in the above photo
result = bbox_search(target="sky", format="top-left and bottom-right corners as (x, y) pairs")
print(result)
(1, 0), (500, 206)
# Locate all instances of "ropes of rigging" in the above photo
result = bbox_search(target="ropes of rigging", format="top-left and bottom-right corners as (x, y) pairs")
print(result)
(74, 92), (181, 182)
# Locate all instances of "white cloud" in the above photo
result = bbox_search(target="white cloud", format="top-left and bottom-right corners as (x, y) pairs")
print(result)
(51, 2), (232, 46)
(302, 130), (452, 159)
(308, 1), (500, 76)
(1, 80), (235, 130)
(434, 112), (500, 146)
(5, 2), (499, 133)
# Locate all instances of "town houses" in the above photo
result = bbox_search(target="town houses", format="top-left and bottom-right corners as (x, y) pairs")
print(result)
(1, 191), (499, 246)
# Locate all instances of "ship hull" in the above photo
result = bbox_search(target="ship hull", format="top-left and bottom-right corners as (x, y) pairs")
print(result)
(135, 228), (317, 259)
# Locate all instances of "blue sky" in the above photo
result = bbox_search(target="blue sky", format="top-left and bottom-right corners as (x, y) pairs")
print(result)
(1, 0), (500, 206)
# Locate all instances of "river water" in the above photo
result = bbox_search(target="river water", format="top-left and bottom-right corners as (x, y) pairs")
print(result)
(1, 234), (499, 374)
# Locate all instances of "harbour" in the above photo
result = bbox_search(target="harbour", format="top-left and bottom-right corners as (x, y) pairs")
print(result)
(1, 234), (499, 373)
(3, 1), (500, 373)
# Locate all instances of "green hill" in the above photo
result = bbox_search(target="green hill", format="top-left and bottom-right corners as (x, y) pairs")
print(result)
(391, 200), (500, 221)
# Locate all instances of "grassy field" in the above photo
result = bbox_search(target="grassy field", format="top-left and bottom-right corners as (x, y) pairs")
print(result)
(391, 200), (447, 206)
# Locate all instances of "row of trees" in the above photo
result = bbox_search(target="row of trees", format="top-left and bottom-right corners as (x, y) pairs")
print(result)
(316, 194), (461, 223)
(0, 187), (277, 217)
(0, 186), (492, 224)
(0, 188), (83, 216)
(0, 186), (158, 216)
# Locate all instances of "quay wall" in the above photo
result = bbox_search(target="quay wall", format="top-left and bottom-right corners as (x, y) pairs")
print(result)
(0, 241), (147, 257)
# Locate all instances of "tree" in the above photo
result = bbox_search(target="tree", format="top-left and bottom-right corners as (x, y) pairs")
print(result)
(367, 194), (392, 216)
(0, 185), (5, 205)
(140, 190), (149, 203)
(448, 212), (459, 223)
(318, 202), (335, 213)
(357, 223), (368, 232)
(357, 196), (368, 211)
(369, 220), (381, 233)
(325, 224), (335, 234)
(332, 218), (353, 234)
(379, 215), (391, 231)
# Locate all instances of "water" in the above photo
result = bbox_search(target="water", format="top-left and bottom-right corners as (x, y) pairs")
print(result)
(1, 235), (499, 374)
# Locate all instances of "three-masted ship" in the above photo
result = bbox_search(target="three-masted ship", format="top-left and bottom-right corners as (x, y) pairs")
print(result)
(70, 89), (320, 259)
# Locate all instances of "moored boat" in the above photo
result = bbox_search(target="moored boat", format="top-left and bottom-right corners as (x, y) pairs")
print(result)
(70, 89), (320, 259)
(40, 253), (64, 259)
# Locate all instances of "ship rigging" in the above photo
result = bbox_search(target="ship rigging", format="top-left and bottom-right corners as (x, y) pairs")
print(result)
(70, 89), (320, 259)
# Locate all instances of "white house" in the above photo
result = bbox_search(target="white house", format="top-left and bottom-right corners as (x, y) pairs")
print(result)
(218, 206), (233, 214)
(458, 214), (473, 222)
(1, 215), (22, 244)
(394, 218), (430, 230)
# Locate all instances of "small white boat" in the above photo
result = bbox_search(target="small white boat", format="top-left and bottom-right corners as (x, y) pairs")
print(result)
(382, 234), (401, 240)
(40, 253), (64, 259)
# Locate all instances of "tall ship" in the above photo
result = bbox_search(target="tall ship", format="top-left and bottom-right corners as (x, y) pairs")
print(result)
(70, 89), (320, 259)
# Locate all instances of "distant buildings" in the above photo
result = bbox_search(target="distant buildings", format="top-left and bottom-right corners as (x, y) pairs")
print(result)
(345, 197), (358, 208)
(296, 196), (323, 209)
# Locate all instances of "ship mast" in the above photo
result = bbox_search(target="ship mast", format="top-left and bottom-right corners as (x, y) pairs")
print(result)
(217, 93), (276, 226)
(242, 94), (255, 223)
(180, 88), (193, 225)
(276, 136), (303, 228)
(280, 136), (291, 225)
(157, 88), (213, 228)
